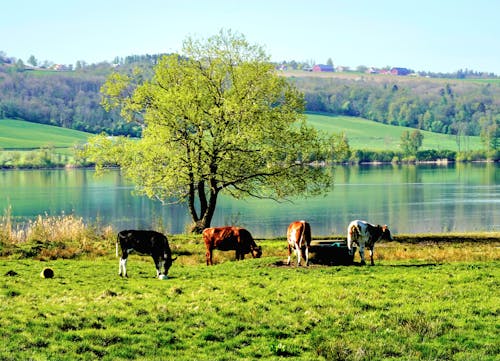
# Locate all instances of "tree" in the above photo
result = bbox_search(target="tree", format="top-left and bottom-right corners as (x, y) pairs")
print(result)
(400, 129), (424, 155)
(27, 55), (38, 67)
(84, 30), (336, 233)
(479, 113), (500, 151)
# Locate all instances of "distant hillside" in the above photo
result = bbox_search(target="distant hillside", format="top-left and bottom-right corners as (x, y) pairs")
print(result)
(306, 113), (483, 151)
(0, 115), (482, 154)
(1, 59), (499, 150)
(284, 71), (499, 145)
(0, 118), (90, 149)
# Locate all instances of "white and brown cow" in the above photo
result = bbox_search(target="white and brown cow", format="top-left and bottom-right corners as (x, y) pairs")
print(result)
(347, 220), (392, 265)
(116, 230), (176, 278)
(287, 221), (312, 266)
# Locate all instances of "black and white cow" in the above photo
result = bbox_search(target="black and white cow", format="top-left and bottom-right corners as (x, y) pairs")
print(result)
(116, 230), (176, 278)
(347, 220), (392, 265)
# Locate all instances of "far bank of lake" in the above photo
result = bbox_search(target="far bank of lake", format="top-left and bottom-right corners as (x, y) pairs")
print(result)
(0, 163), (498, 237)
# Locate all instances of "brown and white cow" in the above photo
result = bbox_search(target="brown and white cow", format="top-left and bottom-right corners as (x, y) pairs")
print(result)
(287, 221), (312, 266)
(347, 220), (392, 265)
(203, 226), (262, 266)
(116, 230), (176, 278)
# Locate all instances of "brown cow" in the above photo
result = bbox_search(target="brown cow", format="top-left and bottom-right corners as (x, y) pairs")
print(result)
(203, 227), (262, 265)
(287, 221), (312, 266)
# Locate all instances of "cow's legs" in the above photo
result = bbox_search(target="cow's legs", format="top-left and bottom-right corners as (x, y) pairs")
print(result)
(295, 247), (301, 266)
(206, 249), (213, 266)
(287, 243), (292, 265)
(304, 247), (309, 266)
(369, 247), (375, 266)
(359, 244), (366, 265)
(119, 257), (128, 277)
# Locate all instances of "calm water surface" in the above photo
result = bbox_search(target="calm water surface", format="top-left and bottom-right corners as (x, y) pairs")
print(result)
(1, 163), (498, 237)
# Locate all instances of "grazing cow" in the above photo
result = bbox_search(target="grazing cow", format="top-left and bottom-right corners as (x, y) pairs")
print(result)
(116, 230), (176, 278)
(347, 220), (392, 265)
(203, 227), (262, 266)
(287, 221), (312, 266)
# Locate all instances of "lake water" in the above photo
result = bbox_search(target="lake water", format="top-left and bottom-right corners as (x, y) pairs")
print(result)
(1, 163), (499, 237)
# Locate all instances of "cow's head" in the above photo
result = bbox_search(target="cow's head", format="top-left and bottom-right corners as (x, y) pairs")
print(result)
(381, 225), (392, 241)
(162, 255), (178, 276)
(251, 245), (262, 259)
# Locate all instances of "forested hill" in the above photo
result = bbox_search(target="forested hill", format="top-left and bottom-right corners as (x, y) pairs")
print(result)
(285, 71), (500, 141)
(0, 58), (499, 144)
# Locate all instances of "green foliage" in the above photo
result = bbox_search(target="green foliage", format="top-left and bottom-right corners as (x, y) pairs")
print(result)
(0, 68), (139, 136)
(293, 74), (500, 142)
(400, 129), (424, 155)
(0, 257), (498, 360)
(89, 30), (335, 232)
(416, 149), (456, 161)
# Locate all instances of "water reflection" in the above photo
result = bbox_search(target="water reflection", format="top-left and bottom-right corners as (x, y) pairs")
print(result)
(0, 163), (498, 236)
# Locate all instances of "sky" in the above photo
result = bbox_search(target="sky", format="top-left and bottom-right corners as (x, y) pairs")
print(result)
(2, 0), (499, 74)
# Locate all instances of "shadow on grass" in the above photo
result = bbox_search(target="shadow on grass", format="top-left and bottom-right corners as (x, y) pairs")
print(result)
(269, 260), (440, 268)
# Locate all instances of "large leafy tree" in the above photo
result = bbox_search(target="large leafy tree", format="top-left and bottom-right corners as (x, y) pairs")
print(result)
(84, 30), (336, 233)
(400, 129), (424, 155)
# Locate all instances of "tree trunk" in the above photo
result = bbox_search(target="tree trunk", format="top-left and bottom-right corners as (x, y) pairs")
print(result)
(189, 189), (218, 234)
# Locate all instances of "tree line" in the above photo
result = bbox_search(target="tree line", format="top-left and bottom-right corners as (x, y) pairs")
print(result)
(293, 76), (500, 151)
(0, 52), (499, 151)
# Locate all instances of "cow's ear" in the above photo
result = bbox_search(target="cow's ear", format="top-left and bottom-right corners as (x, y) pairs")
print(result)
(382, 225), (388, 231)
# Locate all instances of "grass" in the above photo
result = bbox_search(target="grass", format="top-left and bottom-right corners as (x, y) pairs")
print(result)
(0, 118), (92, 167)
(0, 216), (499, 360)
(306, 113), (483, 151)
(0, 118), (89, 149)
(1, 253), (498, 360)
(1, 114), (483, 157)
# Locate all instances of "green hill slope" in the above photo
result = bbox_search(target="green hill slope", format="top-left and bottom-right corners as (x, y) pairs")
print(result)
(306, 113), (483, 151)
(0, 119), (90, 149)
(0, 115), (483, 153)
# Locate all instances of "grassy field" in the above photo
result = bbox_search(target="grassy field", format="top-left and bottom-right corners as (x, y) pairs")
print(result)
(0, 119), (91, 167)
(1, 236), (499, 361)
(306, 113), (483, 151)
(0, 115), (483, 156)
(0, 119), (89, 149)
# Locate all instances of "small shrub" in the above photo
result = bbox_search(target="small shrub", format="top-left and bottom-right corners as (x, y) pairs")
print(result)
(270, 341), (300, 357)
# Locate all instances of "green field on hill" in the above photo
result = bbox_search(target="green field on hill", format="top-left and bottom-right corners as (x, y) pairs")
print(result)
(0, 118), (89, 149)
(0, 115), (483, 153)
(306, 113), (483, 152)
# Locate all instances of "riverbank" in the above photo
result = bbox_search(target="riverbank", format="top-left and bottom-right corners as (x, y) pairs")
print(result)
(1, 150), (498, 169)
(1, 211), (498, 262)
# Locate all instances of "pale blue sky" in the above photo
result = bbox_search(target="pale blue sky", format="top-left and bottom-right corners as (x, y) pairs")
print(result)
(2, 0), (499, 74)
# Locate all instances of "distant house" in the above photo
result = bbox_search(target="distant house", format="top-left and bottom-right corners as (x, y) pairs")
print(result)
(313, 64), (334, 72)
(390, 67), (411, 76)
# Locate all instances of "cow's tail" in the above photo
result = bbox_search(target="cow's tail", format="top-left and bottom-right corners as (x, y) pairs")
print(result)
(116, 234), (119, 258)
(303, 221), (311, 247)
(298, 220), (306, 248)
(347, 223), (358, 253)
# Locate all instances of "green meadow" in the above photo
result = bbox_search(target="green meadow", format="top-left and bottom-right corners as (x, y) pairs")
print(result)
(0, 119), (90, 167)
(0, 115), (483, 155)
(306, 113), (483, 151)
(1, 236), (499, 361)
(0, 119), (89, 150)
